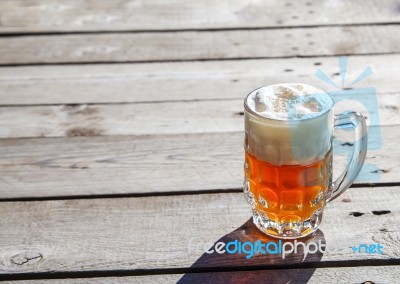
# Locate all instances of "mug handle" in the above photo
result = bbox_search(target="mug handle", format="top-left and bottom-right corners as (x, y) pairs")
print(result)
(328, 112), (368, 202)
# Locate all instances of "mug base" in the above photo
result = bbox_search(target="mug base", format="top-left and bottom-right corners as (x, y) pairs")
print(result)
(251, 209), (324, 239)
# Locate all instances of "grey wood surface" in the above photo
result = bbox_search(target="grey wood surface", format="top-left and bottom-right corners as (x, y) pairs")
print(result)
(0, 0), (398, 282)
(0, 0), (399, 33)
(0, 125), (397, 199)
(3, 265), (400, 283)
(1, 25), (399, 65)
(0, 54), (397, 105)
(0, 186), (399, 274)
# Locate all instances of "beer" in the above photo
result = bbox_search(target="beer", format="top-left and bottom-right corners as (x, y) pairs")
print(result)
(244, 148), (332, 237)
(244, 83), (334, 238)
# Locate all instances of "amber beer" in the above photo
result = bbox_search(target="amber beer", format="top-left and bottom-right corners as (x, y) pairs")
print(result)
(244, 83), (335, 238)
(244, 148), (332, 237)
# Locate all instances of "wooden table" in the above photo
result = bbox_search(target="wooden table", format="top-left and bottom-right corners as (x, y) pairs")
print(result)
(0, 1), (399, 283)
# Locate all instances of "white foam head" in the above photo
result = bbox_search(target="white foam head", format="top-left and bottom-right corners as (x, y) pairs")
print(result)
(244, 83), (334, 165)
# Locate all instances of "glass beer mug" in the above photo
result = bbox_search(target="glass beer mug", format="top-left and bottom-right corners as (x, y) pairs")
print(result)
(243, 83), (367, 239)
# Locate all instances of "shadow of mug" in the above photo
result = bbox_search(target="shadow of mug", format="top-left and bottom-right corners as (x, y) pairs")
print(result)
(177, 218), (325, 284)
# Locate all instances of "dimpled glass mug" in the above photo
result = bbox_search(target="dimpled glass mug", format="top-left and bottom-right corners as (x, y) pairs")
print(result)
(243, 83), (367, 239)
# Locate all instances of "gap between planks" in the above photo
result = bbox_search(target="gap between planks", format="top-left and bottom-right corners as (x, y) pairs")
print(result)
(0, 183), (399, 203)
(2, 265), (400, 283)
(1, 261), (400, 282)
(2, 52), (400, 68)
(0, 21), (399, 36)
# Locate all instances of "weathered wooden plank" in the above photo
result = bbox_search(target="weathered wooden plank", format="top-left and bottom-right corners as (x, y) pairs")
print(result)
(3, 266), (400, 283)
(0, 25), (399, 65)
(0, 94), (397, 139)
(0, 54), (397, 105)
(0, 126), (397, 199)
(0, 186), (399, 274)
(0, 0), (399, 33)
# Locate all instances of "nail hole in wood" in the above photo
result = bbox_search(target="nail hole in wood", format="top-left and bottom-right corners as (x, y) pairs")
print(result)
(350, 212), (365, 217)
(372, 210), (391, 215)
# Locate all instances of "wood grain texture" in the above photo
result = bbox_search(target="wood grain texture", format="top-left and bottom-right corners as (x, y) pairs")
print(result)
(0, 94), (397, 139)
(0, 54), (398, 105)
(0, 126), (397, 199)
(1, 25), (399, 65)
(0, 186), (399, 274)
(0, 0), (399, 33)
(0, 1), (398, 282)
(3, 266), (400, 283)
